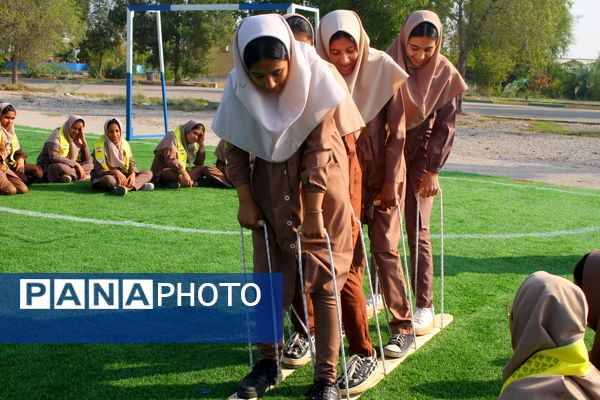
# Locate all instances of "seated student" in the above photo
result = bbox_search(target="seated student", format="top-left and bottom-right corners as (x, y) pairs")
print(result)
(90, 118), (154, 196)
(500, 271), (600, 399)
(151, 120), (208, 189)
(37, 115), (93, 183)
(574, 250), (600, 370)
(0, 142), (27, 195)
(0, 102), (43, 185)
(195, 139), (233, 188)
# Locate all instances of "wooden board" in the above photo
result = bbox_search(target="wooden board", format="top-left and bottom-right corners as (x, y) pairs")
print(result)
(228, 314), (453, 399)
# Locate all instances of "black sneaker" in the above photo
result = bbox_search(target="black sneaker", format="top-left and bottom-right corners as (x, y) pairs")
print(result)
(383, 333), (415, 358)
(236, 359), (279, 399)
(336, 350), (378, 395)
(112, 186), (128, 196)
(282, 331), (313, 368)
(306, 380), (341, 400)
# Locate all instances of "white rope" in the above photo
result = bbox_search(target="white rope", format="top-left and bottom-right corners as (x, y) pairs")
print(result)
(396, 200), (417, 349)
(239, 226), (253, 366)
(262, 222), (281, 382)
(295, 231), (316, 372)
(439, 191), (446, 329)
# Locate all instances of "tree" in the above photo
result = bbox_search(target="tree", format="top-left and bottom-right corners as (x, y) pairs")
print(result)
(0, 0), (86, 83)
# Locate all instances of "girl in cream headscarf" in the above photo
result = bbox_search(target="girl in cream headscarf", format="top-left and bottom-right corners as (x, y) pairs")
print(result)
(0, 103), (43, 185)
(90, 118), (154, 196)
(212, 13), (354, 400)
(386, 10), (468, 336)
(317, 9), (414, 362)
(36, 115), (93, 183)
(501, 271), (600, 399)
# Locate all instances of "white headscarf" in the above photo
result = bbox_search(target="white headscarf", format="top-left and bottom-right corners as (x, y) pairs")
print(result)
(212, 14), (347, 163)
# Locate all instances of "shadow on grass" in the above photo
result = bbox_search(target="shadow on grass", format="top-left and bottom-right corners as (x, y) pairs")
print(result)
(412, 379), (501, 399)
(30, 182), (95, 194)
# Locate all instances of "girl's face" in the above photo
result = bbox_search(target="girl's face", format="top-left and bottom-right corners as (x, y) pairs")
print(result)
(1, 111), (16, 131)
(248, 58), (289, 94)
(186, 127), (204, 144)
(406, 36), (437, 67)
(329, 36), (358, 76)
(69, 121), (85, 140)
(107, 123), (121, 145)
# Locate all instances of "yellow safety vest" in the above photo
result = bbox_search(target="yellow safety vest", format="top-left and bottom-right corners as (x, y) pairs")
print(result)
(501, 338), (591, 393)
(58, 126), (71, 157)
(0, 131), (20, 167)
(175, 125), (198, 167)
(94, 136), (132, 173)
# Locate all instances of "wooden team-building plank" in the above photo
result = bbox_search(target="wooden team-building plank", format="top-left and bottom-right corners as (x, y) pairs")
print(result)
(228, 313), (453, 399)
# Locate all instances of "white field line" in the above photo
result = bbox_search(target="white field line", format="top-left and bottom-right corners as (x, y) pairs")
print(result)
(1, 206), (599, 240)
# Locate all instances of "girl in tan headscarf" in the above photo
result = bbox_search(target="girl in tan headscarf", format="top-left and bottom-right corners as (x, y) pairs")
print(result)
(36, 115), (93, 183)
(0, 103), (43, 185)
(90, 118), (154, 196)
(574, 250), (600, 370)
(500, 271), (600, 399)
(386, 10), (468, 336)
(212, 13), (354, 400)
(317, 9), (415, 362)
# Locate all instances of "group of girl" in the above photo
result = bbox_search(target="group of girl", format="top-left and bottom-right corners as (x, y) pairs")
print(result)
(0, 106), (231, 196)
(212, 9), (467, 400)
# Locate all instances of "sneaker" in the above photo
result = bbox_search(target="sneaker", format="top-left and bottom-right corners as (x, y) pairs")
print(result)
(282, 331), (313, 368)
(413, 306), (435, 336)
(336, 350), (378, 395)
(365, 294), (385, 316)
(383, 333), (415, 358)
(112, 186), (128, 196)
(236, 359), (279, 399)
(165, 182), (181, 189)
(141, 182), (155, 191)
(58, 175), (72, 183)
(306, 380), (341, 400)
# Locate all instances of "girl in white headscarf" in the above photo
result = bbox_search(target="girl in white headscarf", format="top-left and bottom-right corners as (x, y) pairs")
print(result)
(90, 118), (154, 196)
(212, 13), (354, 400)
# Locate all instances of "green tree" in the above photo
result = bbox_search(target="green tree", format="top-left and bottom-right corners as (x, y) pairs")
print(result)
(0, 0), (85, 83)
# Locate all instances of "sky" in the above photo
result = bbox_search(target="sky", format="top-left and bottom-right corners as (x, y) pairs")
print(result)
(566, 0), (600, 59)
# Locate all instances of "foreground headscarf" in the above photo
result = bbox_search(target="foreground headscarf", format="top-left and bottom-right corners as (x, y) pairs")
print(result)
(316, 10), (407, 125)
(101, 118), (128, 170)
(285, 12), (365, 139)
(212, 14), (346, 163)
(0, 102), (16, 145)
(155, 120), (203, 165)
(386, 10), (467, 130)
(48, 115), (85, 161)
(500, 271), (600, 399)
(583, 250), (600, 370)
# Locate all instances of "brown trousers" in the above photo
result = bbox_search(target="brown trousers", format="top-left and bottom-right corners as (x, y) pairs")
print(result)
(0, 167), (27, 195)
(153, 165), (204, 186)
(42, 160), (93, 183)
(91, 170), (153, 192)
(12, 163), (43, 185)
(253, 224), (341, 383)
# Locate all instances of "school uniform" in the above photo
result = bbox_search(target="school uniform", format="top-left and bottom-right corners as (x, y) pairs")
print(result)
(199, 140), (233, 187)
(0, 162), (27, 195)
(581, 250), (600, 370)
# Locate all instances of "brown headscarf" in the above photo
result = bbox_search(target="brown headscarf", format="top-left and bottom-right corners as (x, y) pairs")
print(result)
(0, 102), (16, 145)
(500, 271), (600, 399)
(583, 250), (600, 370)
(101, 118), (128, 170)
(386, 10), (468, 130)
(155, 120), (202, 165)
(285, 12), (365, 139)
(316, 10), (408, 125)
(47, 115), (85, 161)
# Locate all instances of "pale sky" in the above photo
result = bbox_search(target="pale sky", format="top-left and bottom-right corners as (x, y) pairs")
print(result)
(566, 0), (600, 59)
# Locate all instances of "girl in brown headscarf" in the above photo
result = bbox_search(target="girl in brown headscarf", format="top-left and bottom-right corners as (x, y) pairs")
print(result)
(501, 271), (600, 399)
(90, 118), (154, 196)
(36, 115), (93, 183)
(0, 103), (43, 185)
(574, 250), (600, 370)
(317, 9), (415, 361)
(386, 10), (468, 336)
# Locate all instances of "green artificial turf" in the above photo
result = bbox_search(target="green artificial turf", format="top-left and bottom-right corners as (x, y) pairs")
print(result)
(1, 126), (599, 399)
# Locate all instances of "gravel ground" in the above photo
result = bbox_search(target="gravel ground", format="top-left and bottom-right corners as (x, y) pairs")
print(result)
(2, 90), (600, 189)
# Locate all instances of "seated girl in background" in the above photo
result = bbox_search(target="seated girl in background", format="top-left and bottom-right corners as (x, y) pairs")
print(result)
(37, 115), (93, 183)
(0, 102), (43, 185)
(0, 141), (27, 195)
(91, 118), (154, 196)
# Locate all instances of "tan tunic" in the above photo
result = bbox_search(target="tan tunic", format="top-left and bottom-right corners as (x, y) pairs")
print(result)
(151, 145), (205, 181)
(36, 133), (92, 182)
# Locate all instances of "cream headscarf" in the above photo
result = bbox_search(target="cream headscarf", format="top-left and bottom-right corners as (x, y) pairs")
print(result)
(102, 118), (128, 170)
(48, 115), (85, 161)
(155, 120), (203, 165)
(316, 10), (408, 125)
(386, 10), (468, 130)
(212, 14), (346, 163)
(501, 271), (600, 399)
(0, 102), (16, 145)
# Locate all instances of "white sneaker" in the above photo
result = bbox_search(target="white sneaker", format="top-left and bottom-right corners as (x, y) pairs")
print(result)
(141, 182), (155, 191)
(365, 294), (385, 316)
(413, 307), (435, 336)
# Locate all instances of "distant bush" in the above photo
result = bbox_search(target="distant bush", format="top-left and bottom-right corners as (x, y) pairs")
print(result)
(105, 62), (126, 79)
(23, 63), (70, 79)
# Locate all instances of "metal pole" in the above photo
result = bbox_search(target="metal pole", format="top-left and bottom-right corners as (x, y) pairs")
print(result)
(125, 9), (134, 141)
(156, 11), (169, 135)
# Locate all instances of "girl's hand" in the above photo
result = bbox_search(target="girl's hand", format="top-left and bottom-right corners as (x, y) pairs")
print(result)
(302, 212), (325, 239)
(75, 163), (88, 180)
(418, 171), (440, 197)
(374, 181), (397, 210)
(126, 173), (136, 189)
(15, 158), (25, 174)
(236, 184), (263, 230)
(112, 169), (127, 186)
(180, 170), (193, 188)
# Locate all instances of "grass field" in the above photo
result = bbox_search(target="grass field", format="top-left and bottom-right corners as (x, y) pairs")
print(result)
(1, 125), (599, 400)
